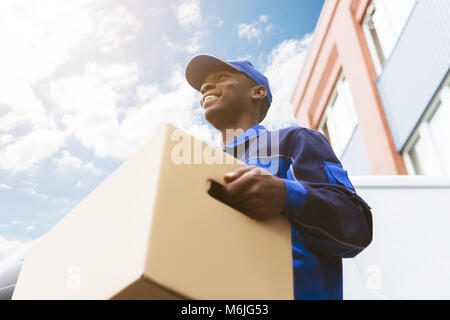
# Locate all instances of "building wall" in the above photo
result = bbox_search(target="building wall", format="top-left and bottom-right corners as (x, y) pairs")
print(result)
(345, 176), (450, 299)
(291, 0), (407, 175)
(376, 0), (450, 151)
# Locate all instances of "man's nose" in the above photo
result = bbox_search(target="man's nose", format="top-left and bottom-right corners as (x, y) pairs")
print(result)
(200, 82), (215, 95)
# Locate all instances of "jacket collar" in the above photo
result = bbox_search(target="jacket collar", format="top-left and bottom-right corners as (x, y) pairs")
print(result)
(223, 124), (267, 150)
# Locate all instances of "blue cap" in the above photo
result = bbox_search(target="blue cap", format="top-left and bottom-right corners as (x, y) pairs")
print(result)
(185, 54), (272, 107)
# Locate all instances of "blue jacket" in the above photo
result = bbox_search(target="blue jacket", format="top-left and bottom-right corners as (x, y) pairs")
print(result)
(223, 124), (373, 300)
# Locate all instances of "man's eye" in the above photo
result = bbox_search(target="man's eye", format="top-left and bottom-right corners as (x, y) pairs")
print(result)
(217, 74), (228, 80)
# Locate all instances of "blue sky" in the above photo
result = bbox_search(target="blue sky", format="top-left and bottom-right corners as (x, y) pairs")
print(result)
(0, 0), (324, 257)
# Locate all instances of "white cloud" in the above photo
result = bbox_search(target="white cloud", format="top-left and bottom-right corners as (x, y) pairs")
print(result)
(83, 162), (103, 176)
(0, 183), (11, 190)
(84, 62), (140, 88)
(238, 15), (272, 44)
(237, 54), (253, 61)
(166, 35), (201, 54)
(238, 23), (262, 42)
(265, 23), (274, 33)
(115, 65), (207, 156)
(0, 1), (212, 173)
(212, 16), (224, 27)
(26, 225), (35, 232)
(53, 151), (83, 169)
(262, 34), (313, 129)
(0, 134), (13, 146)
(76, 181), (83, 188)
(136, 84), (160, 104)
(0, 2), (143, 173)
(0, 1), (95, 83)
(259, 15), (269, 23)
(48, 61), (140, 159)
(20, 181), (48, 200)
(184, 38), (201, 53)
(0, 126), (65, 172)
(95, 6), (141, 53)
(49, 62), (204, 160)
(0, 236), (27, 261)
(176, 0), (201, 26)
(53, 151), (103, 176)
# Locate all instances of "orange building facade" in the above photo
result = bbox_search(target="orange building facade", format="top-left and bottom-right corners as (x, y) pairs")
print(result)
(291, 0), (408, 175)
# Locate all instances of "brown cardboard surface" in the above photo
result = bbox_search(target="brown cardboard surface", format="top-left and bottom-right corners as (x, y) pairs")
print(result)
(13, 123), (293, 300)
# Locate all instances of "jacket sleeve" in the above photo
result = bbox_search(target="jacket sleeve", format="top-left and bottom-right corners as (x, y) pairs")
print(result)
(281, 128), (373, 258)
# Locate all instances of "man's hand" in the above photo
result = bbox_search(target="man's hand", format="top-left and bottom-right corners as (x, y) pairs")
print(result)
(223, 166), (286, 221)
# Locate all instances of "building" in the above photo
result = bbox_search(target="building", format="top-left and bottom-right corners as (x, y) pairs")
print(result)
(292, 0), (450, 176)
(291, 1), (450, 298)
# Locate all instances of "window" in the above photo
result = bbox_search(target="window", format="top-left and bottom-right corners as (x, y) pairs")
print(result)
(318, 74), (358, 159)
(363, 0), (416, 74)
(403, 78), (450, 176)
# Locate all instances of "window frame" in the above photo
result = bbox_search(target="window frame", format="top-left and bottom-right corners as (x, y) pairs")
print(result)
(362, 0), (416, 75)
(402, 74), (450, 176)
(318, 73), (359, 159)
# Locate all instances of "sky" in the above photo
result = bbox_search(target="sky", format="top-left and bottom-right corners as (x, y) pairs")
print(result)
(0, 0), (324, 259)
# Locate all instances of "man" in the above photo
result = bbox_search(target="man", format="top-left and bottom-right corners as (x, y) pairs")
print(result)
(185, 54), (373, 300)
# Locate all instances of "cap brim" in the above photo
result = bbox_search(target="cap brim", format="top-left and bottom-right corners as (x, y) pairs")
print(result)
(185, 54), (241, 91)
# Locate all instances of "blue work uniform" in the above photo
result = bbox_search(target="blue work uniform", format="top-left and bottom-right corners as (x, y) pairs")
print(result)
(223, 124), (373, 300)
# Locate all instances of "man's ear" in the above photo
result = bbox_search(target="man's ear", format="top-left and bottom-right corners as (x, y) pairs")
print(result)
(250, 85), (267, 102)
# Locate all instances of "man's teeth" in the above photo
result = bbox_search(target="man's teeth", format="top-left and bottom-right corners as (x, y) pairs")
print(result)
(204, 95), (218, 103)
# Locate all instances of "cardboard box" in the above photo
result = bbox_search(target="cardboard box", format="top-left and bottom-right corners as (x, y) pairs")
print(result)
(13, 124), (293, 299)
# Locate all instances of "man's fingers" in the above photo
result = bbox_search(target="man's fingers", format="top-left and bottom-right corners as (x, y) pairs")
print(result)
(224, 166), (256, 182)
(227, 179), (265, 205)
(225, 168), (260, 198)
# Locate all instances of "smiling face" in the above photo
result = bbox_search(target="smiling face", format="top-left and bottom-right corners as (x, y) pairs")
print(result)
(199, 68), (257, 130)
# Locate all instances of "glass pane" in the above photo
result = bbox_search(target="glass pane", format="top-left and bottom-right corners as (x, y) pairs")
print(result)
(382, 0), (415, 36)
(341, 77), (359, 126)
(372, 0), (415, 60)
(408, 137), (425, 175)
(428, 100), (450, 176)
(331, 92), (345, 150)
(372, 0), (397, 58)
(362, 20), (383, 73)
(332, 78), (357, 155)
(408, 133), (442, 176)
(326, 101), (341, 155)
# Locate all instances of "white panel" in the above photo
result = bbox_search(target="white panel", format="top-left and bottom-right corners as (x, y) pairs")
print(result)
(377, 0), (450, 149)
(344, 176), (450, 299)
